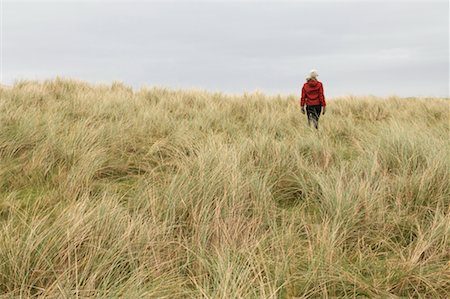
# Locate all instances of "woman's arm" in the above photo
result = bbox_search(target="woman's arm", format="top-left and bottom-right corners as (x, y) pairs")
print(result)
(300, 86), (306, 107)
(319, 83), (326, 107)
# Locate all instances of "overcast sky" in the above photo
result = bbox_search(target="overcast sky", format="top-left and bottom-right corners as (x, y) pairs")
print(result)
(2, 0), (449, 97)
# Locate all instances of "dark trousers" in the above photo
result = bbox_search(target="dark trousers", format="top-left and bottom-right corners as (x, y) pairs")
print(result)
(306, 105), (322, 129)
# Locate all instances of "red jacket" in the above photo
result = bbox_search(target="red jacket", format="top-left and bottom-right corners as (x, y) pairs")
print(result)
(300, 80), (326, 107)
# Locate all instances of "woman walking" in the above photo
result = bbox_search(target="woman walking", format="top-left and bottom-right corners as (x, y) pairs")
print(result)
(300, 69), (326, 129)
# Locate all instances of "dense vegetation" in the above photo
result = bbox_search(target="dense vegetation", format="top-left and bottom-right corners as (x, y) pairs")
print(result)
(0, 79), (449, 298)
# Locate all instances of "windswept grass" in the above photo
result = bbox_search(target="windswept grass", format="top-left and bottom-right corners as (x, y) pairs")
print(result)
(0, 78), (449, 298)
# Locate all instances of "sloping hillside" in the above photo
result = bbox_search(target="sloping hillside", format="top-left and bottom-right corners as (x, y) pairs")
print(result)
(0, 79), (449, 298)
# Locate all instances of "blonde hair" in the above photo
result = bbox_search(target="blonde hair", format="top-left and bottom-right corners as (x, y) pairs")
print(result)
(309, 69), (318, 79)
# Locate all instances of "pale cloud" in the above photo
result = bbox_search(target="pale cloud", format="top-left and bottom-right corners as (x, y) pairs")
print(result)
(2, 0), (449, 97)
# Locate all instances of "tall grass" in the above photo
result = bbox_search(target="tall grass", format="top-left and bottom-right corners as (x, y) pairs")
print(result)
(0, 78), (449, 298)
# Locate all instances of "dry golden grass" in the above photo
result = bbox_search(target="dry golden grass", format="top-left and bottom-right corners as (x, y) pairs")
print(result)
(0, 78), (449, 298)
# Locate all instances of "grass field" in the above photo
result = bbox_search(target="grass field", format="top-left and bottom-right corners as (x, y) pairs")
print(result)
(0, 78), (449, 298)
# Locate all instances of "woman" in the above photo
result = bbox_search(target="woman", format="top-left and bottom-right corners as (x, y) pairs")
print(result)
(300, 69), (326, 129)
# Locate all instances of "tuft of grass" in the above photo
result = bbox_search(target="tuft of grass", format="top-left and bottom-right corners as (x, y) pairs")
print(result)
(0, 79), (449, 298)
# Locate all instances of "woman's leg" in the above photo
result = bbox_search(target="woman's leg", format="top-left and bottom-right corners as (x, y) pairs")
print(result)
(307, 110), (311, 127)
(306, 106), (313, 127)
(307, 105), (322, 129)
(313, 106), (322, 129)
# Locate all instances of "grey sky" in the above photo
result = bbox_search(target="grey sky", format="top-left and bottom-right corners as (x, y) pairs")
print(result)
(2, 0), (449, 97)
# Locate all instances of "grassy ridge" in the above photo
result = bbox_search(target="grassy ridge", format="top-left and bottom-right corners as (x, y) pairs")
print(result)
(0, 79), (449, 298)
